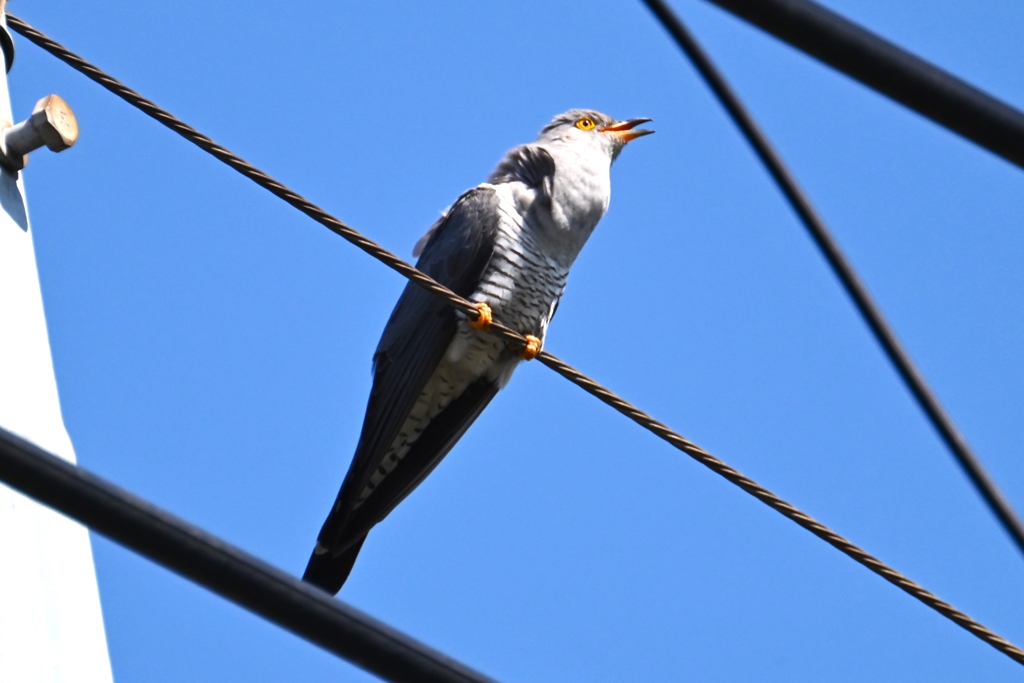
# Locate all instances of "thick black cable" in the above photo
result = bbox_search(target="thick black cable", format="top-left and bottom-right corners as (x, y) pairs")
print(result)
(8, 12), (1024, 665)
(701, 0), (1024, 169)
(640, 0), (1024, 557)
(0, 427), (500, 683)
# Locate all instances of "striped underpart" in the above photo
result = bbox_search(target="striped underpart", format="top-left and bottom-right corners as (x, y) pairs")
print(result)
(354, 184), (568, 507)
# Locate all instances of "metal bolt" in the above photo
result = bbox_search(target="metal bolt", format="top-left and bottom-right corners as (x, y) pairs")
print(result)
(0, 94), (78, 172)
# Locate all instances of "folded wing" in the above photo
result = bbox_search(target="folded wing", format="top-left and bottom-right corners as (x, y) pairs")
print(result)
(304, 187), (502, 593)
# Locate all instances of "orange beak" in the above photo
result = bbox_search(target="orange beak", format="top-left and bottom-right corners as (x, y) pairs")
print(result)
(600, 117), (654, 143)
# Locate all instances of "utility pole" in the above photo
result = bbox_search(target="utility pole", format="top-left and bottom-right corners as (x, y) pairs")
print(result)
(0, 9), (114, 683)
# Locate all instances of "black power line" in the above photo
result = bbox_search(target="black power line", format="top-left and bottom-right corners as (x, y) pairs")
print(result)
(7, 9), (1024, 669)
(640, 0), (1024, 558)
(0, 427), (500, 683)
(702, 0), (1024, 170)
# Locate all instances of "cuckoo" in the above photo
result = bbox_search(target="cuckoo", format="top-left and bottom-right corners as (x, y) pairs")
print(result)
(304, 110), (652, 593)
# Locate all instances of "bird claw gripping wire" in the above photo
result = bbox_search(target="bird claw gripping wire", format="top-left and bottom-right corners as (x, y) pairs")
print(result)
(520, 335), (541, 360)
(468, 302), (492, 331)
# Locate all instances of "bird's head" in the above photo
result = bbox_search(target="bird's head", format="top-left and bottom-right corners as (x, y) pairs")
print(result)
(536, 109), (653, 160)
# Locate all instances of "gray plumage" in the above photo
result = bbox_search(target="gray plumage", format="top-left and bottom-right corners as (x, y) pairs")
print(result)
(303, 109), (652, 594)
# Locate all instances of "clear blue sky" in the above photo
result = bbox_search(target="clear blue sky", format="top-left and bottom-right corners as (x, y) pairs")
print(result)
(13, 0), (1024, 680)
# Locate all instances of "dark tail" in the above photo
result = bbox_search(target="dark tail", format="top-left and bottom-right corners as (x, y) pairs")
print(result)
(302, 534), (367, 595)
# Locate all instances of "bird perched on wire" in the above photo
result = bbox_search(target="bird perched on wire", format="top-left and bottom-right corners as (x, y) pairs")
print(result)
(303, 109), (653, 594)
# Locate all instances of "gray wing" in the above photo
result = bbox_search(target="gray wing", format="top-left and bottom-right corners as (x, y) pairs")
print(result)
(412, 145), (553, 259)
(313, 186), (502, 554)
(488, 144), (555, 213)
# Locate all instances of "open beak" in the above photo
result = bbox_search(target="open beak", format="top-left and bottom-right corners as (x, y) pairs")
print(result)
(600, 117), (654, 143)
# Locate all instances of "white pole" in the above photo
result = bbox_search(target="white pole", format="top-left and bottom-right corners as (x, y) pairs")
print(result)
(0, 14), (115, 683)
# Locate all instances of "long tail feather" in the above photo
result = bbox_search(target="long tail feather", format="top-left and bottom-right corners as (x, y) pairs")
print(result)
(302, 534), (367, 595)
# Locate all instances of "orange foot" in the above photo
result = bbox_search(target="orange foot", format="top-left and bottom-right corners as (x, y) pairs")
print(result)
(520, 335), (541, 361)
(468, 302), (492, 331)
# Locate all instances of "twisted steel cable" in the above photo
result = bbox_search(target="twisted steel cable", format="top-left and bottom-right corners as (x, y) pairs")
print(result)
(8, 12), (1024, 666)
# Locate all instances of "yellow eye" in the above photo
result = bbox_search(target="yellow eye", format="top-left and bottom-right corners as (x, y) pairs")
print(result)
(575, 117), (597, 131)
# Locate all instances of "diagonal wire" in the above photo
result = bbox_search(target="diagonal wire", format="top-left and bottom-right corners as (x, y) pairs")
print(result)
(8, 11), (1024, 666)
(0, 427), (499, 683)
(639, 0), (1024, 557)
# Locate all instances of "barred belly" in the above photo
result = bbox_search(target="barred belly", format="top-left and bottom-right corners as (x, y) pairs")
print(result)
(472, 201), (567, 338)
(354, 190), (567, 506)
